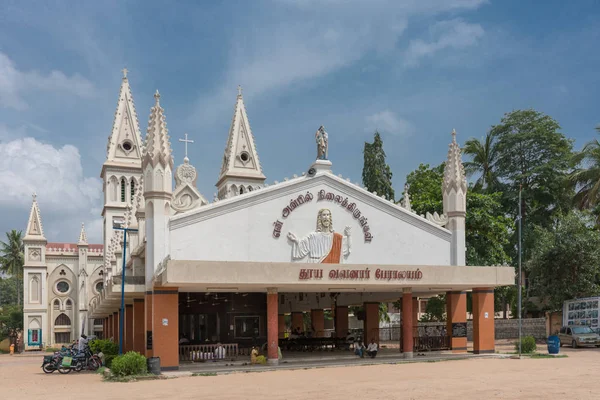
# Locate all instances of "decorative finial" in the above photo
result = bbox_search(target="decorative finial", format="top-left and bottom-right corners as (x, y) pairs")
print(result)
(154, 90), (160, 103)
(178, 133), (194, 159)
(121, 67), (128, 79)
(237, 85), (243, 97)
(452, 128), (456, 141)
(32, 192), (37, 201)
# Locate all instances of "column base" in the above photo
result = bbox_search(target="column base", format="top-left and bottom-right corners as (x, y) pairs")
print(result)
(474, 349), (495, 354)
(403, 351), (413, 359)
(267, 358), (279, 366)
(160, 366), (179, 372)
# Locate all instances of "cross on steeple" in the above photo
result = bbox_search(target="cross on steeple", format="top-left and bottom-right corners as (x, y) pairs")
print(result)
(122, 67), (128, 79)
(237, 85), (243, 97)
(32, 192), (37, 201)
(179, 133), (194, 159)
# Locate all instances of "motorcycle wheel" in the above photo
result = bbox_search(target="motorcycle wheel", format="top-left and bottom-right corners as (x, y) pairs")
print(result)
(42, 364), (56, 374)
(57, 366), (72, 374)
(75, 363), (83, 372)
(89, 358), (101, 371)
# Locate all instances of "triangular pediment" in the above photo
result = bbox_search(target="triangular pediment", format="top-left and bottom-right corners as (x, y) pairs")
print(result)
(24, 198), (46, 241)
(172, 183), (208, 214)
(170, 172), (452, 266)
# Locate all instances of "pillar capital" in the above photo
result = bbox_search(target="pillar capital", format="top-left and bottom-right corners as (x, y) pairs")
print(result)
(403, 287), (412, 294)
(266, 287), (278, 294)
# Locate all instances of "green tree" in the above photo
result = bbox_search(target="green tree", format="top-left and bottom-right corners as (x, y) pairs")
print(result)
(526, 211), (600, 311)
(362, 131), (395, 201)
(400, 163), (444, 215)
(492, 109), (574, 226)
(0, 230), (24, 306)
(0, 276), (18, 306)
(0, 304), (23, 342)
(570, 127), (600, 222)
(419, 295), (446, 322)
(463, 131), (500, 192)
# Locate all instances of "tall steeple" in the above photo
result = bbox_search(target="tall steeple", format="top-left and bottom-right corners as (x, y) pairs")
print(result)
(442, 129), (467, 266)
(24, 193), (46, 242)
(105, 68), (144, 164)
(142, 90), (174, 172)
(216, 86), (266, 199)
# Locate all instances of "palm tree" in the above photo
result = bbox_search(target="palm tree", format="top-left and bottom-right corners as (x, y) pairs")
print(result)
(570, 127), (600, 217)
(462, 131), (499, 192)
(0, 230), (24, 305)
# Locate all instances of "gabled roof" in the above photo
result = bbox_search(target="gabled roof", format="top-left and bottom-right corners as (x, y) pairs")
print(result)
(105, 70), (144, 168)
(172, 166), (450, 240)
(216, 87), (266, 187)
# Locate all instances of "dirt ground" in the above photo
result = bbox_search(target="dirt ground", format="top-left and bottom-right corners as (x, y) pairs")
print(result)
(1, 346), (598, 400)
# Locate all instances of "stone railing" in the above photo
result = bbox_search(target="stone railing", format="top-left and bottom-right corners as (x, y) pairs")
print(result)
(179, 343), (239, 361)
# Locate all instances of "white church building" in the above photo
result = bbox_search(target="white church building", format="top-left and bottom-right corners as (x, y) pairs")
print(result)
(23, 71), (513, 369)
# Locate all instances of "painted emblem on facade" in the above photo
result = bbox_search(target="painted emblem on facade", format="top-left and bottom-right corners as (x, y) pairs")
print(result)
(287, 209), (351, 263)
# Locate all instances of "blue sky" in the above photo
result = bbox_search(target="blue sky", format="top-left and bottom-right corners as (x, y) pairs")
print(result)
(0, 0), (599, 244)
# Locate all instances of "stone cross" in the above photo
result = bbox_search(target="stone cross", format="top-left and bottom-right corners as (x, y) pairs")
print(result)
(237, 85), (243, 97)
(179, 133), (194, 158)
(32, 192), (37, 201)
(122, 68), (128, 78)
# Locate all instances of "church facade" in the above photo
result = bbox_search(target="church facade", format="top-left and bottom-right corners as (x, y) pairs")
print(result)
(24, 71), (514, 367)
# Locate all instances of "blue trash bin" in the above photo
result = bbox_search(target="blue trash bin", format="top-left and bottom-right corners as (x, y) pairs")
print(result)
(547, 335), (560, 354)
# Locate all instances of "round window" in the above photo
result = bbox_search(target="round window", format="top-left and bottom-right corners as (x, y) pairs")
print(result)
(122, 141), (133, 151)
(56, 281), (70, 293)
(95, 282), (104, 293)
(240, 151), (250, 162)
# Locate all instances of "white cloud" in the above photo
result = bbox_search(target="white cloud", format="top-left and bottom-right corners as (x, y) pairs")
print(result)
(366, 110), (414, 137)
(0, 52), (96, 110)
(404, 19), (485, 67)
(0, 137), (103, 242)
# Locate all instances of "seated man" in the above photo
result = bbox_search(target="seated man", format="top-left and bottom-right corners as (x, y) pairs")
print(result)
(366, 338), (378, 358)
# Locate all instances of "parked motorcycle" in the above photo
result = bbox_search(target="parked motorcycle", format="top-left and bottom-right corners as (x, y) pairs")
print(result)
(41, 354), (62, 373)
(57, 346), (101, 374)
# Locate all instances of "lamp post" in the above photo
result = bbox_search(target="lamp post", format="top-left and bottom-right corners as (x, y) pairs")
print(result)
(517, 184), (523, 358)
(113, 221), (138, 355)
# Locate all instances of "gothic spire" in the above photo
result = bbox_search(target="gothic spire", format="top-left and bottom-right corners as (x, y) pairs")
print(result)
(142, 90), (174, 170)
(443, 129), (467, 195)
(78, 223), (88, 245)
(106, 69), (143, 164)
(216, 87), (266, 199)
(24, 193), (46, 241)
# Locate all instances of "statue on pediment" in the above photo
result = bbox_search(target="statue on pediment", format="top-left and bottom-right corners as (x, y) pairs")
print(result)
(287, 208), (351, 263)
(315, 126), (328, 160)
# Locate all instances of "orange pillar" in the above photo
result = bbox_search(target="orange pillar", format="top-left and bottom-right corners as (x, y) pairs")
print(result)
(402, 291), (414, 358)
(473, 288), (495, 354)
(125, 304), (134, 353)
(108, 315), (113, 340)
(145, 291), (153, 357)
(152, 288), (179, 371)
(446, 291), (467, 353)
(291, 312), (304, 333)
(363, 302), (379, 346)
(311, 309), (325, 337)
(335, 306), (349, 338)
(133, 299), (145, 355)
(278, 315), (286, 339)
(267, 289), (279, 364)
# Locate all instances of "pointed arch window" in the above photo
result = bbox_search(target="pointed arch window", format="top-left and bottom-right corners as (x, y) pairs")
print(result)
(130, 178), (136, 201)
(66, 299), (72, 310)
(120, 178), (126, 202)
(53, 299), (60, 311)
(55, 313), (71, 326)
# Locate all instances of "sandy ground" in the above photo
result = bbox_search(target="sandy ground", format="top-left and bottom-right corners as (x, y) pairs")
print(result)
(1, 346), (599, 400)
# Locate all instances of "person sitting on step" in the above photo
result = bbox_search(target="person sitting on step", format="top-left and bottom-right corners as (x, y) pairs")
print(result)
(366, 338), (378, 358)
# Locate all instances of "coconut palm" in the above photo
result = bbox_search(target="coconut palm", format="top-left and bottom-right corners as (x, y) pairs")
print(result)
(462, 131), (499, 192)
(570, 127), (600, 215)
(0, 230), (24, 305)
